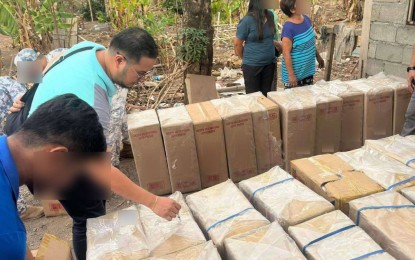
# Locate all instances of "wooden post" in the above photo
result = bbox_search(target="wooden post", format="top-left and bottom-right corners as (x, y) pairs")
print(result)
(324, 27), (336, 81)
(359, 0), (374, 78)
(87, 0), (94, 22)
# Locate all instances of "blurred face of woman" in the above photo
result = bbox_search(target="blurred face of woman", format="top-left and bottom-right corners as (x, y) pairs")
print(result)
(292, 0), (311, 16)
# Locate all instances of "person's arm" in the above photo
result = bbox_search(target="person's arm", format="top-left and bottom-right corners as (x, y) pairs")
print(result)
(282, 37), (297, 87)
(26, 246), (34, 260)
(408, 46), (415, 93)
(234, 38), (244, 59)
(316, 50), (325, 69)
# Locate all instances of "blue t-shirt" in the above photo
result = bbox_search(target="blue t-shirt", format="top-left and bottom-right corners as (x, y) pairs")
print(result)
(30, 41), (118, 143)
(236, 14), (275, 66)
(0, 136), (26, 259)
(281, 15), (316, 83)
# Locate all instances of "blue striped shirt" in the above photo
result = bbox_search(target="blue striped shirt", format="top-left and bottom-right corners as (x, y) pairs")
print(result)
(281, 16), (316, 83)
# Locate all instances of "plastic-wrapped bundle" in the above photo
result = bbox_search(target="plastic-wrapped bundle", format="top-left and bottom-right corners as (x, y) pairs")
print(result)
(139, 192), (206, 257)
(288, 210), (395, 260)
(224, 222), (305, 260)
(401, 186), (415, 203)
(267, 90), (316, 171)
(146, 241), (221, 260)
(186, 180), (270, 255)
(365, 135), (415, 169)
(336, 146), (415, 191)
(239, 166), (334, 229)
(315, 80), (364, 151)
(349, 191), (415, 260)
(86, 206), (150, 260)
(345, 79), (394, 141)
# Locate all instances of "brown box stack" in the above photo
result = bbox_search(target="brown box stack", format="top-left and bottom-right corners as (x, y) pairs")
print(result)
(291, 154), (384, 214)
(316, 80), (364, 151)
(128, 110), (172, 195)
(345, 79), (394, 141)
(186, 101), (229, 188)
(238, 93), (283, 172)
(158, 106), (201, 193)
(267, 90), (316, 170)
(211, 97), (258, 182)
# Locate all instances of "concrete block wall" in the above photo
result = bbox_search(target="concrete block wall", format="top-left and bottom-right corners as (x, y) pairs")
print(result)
(366, 0), (415, 78)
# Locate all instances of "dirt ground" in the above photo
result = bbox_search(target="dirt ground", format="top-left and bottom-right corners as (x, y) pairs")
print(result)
(0, 3), (362, 253)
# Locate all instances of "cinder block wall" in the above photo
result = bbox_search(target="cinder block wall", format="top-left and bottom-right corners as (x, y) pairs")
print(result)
(366, 0), (415, 78)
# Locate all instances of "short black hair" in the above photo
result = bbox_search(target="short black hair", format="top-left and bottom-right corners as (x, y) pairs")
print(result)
(280, 0), (296, 17)
(109, 27), (158, 63)
(17, 94), (107, 155)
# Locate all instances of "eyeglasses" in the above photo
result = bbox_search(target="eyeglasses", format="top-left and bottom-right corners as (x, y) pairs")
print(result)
(117, 52), (153, 80)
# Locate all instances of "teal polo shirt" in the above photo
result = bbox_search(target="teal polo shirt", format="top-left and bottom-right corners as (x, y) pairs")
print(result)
(29, 41), (118, 142)
(0, 136), (26, 259)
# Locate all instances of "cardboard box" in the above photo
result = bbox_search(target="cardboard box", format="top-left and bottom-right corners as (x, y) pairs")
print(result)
(365, 135), (415, 169)
(139, 192), (206, 257)
(224, 222), (305, 260)
(35, 234), (72, 260)
(349, 191), (415, 259)
(186, 102), (228, 188)
(401, 186), (415, 203)
(41, 200), (67, 217)
(267, 90), (316, 170)
(211, 98), (258, 182)
(185, 74), (219, 104)
(288, 210), (394, 260)
(87, 206), (150, 259)
(238, 93), (283, 172)
(186, 180), (270, 255)
(316, 80), (364, 151)
(291, 154), (384, 213)
(292, 87), (343, 155)
(239, 166), (334, 229)
(367, 73), (412, 135)
(158, 106), (201, 193)
(345, 79), (394, 141)
(151, 241), (221, 260)
(336, 146), (415, 191)
(128, 110), (172, 195)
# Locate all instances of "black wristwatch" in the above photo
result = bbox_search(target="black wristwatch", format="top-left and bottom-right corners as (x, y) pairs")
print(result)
(407, 66), (415, 72)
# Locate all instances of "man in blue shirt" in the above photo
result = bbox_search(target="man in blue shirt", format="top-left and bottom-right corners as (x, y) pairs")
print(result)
(0, 94), (107, 259)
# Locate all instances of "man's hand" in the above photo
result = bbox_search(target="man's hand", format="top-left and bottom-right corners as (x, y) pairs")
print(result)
(10, 94), (25, 113)
(152, 196), (181, 221)
(289, 73), (298, 88)
(407, 70), (415, 94)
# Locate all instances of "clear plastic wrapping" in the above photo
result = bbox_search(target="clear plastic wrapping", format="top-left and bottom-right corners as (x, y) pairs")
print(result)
(239, 166), (334, 229)
(315, 80), (364, 151)
(401, 186), (415, 204)
(210, 98), (257, 181)
(237, 93), (283, 172)
(139, 192), (206, 257)
(186, 180), (270, 255)
(288, 210), (395, 260)
(86, 206), (150, 260)
(348, 191), (415, 259)
(345, 79), (394, 140)
(224, 222), (305, 260)
(336, 146), (415, 191)
(365, 135), (415, 169)
(267, 90), (316, 170)
(158, 106), (201, 192)
(146, 241), (221, 260)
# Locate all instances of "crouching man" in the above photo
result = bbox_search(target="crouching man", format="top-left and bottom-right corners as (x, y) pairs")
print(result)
(0, 94), (108, 259)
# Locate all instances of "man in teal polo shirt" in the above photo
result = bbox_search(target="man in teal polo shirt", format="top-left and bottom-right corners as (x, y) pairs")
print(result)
(12, 27), (181, 260)
(0, 94), (107, 259)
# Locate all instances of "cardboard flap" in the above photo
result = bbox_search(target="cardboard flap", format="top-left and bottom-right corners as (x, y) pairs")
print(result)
(185, 74), (219, 104)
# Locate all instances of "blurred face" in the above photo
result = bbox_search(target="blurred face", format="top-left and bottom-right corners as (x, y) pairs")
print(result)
(31, 151), (84, 198)
(292, 0), (311, 16)
(112, 52), (156, 88)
